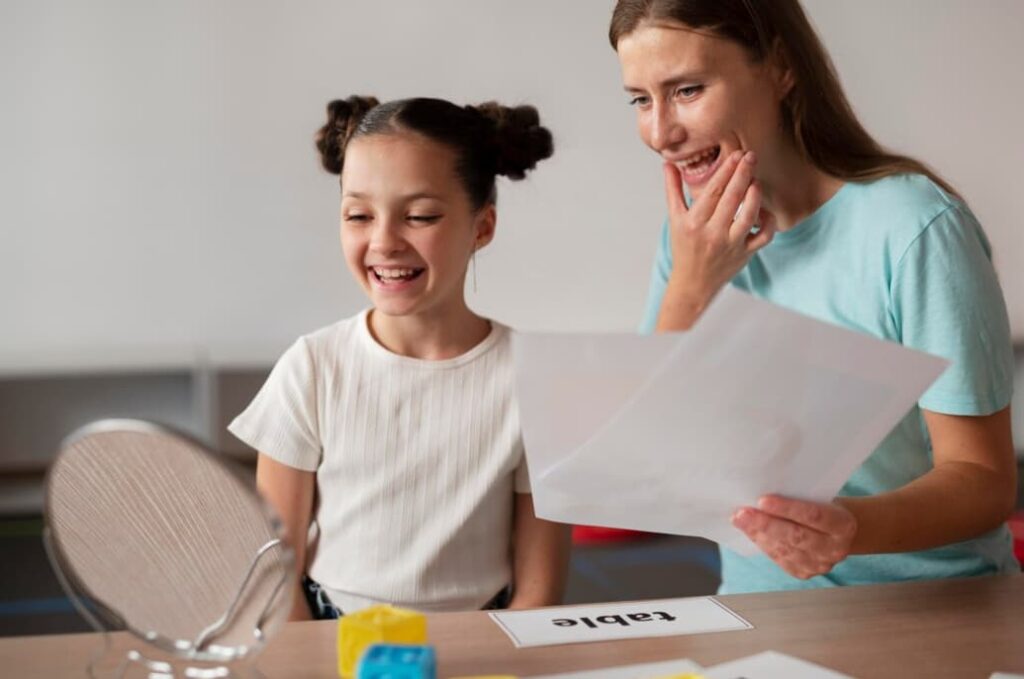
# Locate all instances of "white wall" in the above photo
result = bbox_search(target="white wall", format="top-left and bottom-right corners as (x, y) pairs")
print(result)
(3, 0), (1022, 370)
(806, 0), (1024, 335)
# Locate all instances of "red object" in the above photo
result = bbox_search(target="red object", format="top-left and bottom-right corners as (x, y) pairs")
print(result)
(1010, 510), (1024, 565)
(572, 525), (651, 545)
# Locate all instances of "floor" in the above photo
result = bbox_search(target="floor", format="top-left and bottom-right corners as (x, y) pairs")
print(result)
(565, 535), (720, 604)
(0, 516), (92, 637)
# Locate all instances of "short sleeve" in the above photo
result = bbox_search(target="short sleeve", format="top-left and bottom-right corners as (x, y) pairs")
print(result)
(514, 445), (531, 494)
(890, 204), (1014, 415)
(639, 218), (673, 334)
(227, 337), (323, 471)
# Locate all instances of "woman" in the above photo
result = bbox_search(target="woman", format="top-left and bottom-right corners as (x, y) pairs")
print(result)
(609, 0), (1018, 592)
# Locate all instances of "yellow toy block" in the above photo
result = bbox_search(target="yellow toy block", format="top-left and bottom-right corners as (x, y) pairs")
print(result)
(337, 605), (428, 677)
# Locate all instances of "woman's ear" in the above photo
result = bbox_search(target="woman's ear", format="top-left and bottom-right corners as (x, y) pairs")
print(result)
(769, 38), (796, 99)
(473, 204), (497, 251)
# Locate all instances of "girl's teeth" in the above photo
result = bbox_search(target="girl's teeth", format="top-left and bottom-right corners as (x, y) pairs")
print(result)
(373, 267), (419, 281)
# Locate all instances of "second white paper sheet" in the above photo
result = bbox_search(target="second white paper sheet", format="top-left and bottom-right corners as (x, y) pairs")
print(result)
(704, 650), (853, 678)
(513, 288), (947, 554)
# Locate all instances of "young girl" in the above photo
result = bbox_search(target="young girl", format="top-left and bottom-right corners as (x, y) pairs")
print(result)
(609, 0), (1018, 592)
(229, 96), (571, 618)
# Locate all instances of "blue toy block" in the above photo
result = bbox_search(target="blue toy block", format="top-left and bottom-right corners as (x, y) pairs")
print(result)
(356, 643), (437, 679)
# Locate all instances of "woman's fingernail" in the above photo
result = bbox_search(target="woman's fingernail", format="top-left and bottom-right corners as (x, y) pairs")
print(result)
(744, 151), (757, 164)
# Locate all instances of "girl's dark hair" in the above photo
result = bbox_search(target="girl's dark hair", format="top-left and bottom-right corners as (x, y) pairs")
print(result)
(608, 0), (958, 197)
(315, 96), (554, 209)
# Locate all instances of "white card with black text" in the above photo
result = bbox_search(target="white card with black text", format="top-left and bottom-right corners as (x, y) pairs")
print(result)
(489, 596), (751, 648)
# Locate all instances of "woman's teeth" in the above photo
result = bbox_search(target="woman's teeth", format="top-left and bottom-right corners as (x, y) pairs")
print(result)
(680, 146), (721, 173)
(372, 267), (423, 282)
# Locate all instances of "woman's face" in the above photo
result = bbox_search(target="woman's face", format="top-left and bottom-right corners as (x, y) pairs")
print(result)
(616, 22), (788, 201)
(339, 132), (494, 319)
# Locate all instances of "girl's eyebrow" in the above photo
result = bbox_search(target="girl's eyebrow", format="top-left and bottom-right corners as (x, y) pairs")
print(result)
(343, 190), (447, 202)
(402, 192), (446, 202)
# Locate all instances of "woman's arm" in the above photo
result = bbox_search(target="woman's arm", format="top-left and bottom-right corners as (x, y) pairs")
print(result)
(507, 493), (572, 609)
(732, 407), (1017, 579)
(256, 453), (317, 620)
(842, 407), (1017, 552)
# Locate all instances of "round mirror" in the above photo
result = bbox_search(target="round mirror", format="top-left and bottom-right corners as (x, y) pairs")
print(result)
(44, 419), (294, 675)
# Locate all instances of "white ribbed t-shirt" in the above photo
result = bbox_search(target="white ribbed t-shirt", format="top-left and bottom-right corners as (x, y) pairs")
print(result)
(228, 310), (530, 613)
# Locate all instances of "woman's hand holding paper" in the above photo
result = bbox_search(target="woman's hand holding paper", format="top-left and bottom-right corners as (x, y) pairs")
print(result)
(731, 494), (857, 580)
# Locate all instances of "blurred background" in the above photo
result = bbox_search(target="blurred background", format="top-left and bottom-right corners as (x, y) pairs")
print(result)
(2, 0), (1022, 636)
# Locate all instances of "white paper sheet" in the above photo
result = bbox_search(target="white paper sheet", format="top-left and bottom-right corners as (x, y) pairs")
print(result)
(703, 650), (852, 678)
(489, 597), (751, 648)
(512, 288), (948, 554)
(529, 658), (704, 679)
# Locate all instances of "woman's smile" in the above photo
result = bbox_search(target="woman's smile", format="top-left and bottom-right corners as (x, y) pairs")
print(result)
(674, 144), (722, 185)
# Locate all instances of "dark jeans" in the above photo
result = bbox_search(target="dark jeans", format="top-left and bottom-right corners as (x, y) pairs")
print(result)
(302, 576), (512, 620)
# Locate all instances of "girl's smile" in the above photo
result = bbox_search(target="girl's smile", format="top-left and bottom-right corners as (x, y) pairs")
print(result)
(367, 265), (426, 290)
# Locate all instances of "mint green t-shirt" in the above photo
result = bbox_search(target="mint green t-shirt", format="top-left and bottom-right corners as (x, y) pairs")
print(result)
(640, 174), (1019, 593)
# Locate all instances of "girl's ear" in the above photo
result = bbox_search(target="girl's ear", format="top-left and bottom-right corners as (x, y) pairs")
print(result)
(473, 203), (497, 251)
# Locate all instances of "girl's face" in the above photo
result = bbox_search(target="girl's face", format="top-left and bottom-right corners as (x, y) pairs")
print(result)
(339, 132), (494, 319)
(616, 23), (790, 201)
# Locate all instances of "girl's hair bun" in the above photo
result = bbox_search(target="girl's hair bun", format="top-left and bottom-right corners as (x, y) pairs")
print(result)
(473, 103), (554, 180)
(314, 96), (380, 174)
(314, 96), (554, 207)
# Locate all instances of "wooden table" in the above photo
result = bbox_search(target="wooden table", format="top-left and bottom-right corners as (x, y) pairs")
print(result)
(2, 575), (1022, 678)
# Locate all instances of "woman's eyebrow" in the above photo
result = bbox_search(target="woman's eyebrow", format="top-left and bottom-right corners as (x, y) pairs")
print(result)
(624, 72), (709, 93)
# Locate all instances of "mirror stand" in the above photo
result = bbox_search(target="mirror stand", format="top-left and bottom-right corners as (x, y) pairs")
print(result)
(110, 649), (266, 679)
(45, 529), (288, 679)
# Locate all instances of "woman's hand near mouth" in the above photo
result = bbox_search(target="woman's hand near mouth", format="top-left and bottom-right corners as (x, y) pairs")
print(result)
(656, 149), (776, 331)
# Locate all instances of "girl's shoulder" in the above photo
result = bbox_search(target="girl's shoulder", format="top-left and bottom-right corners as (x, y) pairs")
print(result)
(282, 310), (369, 371)
(301, 310), (367, 345)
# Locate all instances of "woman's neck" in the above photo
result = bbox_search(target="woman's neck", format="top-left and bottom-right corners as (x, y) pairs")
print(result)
(367, 298), (491, 361)
(759, 141), (846, 232)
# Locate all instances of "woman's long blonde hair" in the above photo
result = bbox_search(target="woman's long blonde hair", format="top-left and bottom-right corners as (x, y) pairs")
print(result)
(610, 0), (959, 197)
